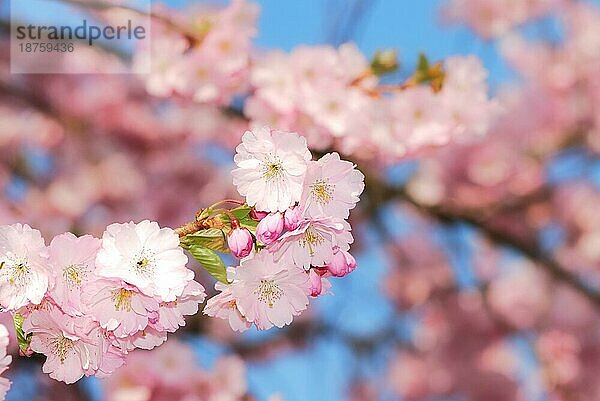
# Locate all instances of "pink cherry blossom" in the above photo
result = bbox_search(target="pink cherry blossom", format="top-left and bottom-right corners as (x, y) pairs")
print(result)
(103, 339), (249, 401)
(0, 324), (11, 400)
(250, 50), (297, 114)
(133, 24), (188, 97)
(442, 0), (557, 38)
(95, 343), (126, 379)
(134, 0), (257, 105)
(232, 127), (312, 212)
(271, 216), (353, 269)
(204, 281), (251, 332)
(439, 56), (501, 139)
(0, 224), (49, 310)
(2, 0), (600, 398)
(47, 233), (101, 316)
(95, 220), (193, 302)
(301, 152), (365, 219)
(23, 307), (102, 384)
(487, 262), (550, 329)
(83, 278), (159, 338)
(537, 330), (581, 386)
(156, 280), (206, 332)
(389, 86), (450, 151)
(123, 326), (167, 351)
(230, 251), (309, 330)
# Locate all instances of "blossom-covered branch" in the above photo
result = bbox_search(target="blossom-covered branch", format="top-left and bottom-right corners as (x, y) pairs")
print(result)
(0, 128), (364, 385)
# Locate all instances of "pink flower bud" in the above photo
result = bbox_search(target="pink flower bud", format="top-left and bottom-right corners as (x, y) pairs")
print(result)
(250, 209), (269, 221)
(284, 206), (302, 231)
(256, 212), (284, 245)
(308, 269), (323, 297)
(227, 227), (254, 258)
(326, 247), (357, 277)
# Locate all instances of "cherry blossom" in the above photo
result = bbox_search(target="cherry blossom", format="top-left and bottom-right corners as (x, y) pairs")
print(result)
(47, 233), (101, 316)
(23, 307), (102, 384)
(442, 0), (558, 38)
(203, 281), (252, 333)
(95, 220), (193, 302)
(301, 152), (365, 219)
(102, 339), (250, 401)
(0, 224), (49, 310)
(229, 251), (309, 330)
(83, 279), (159, 338)
(155, 280), (206, 333)
(134, 0), (258, 105)
(271, 216), (353, 269)
(232, 127), (312, 212)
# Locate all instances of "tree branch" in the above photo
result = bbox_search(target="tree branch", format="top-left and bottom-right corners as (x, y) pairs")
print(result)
(363, 171), (600, 308)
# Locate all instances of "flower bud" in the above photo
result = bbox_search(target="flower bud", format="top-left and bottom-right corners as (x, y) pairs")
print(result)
(284, 206), (302, 231)
(227, 227), (254, 258)
(250, 209), (269, 221)
(326, 247), (357, 277)
(370, 49), (399, 76)
(256, 212), (284, 245)
(308, 269), (323, 297)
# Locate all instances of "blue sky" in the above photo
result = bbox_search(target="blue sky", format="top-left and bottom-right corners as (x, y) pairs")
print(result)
(251, 0), (515, 86)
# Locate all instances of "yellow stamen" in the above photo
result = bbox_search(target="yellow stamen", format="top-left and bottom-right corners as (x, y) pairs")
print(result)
(51, 335), (74, 364)
(63, 265), (82, 286)
(310, 179), (334, 206)
(302, 225), (324, 256)
(9, 262), (29, 284)
(255, 279), (283, 308)
(136, 258), (149, 270)
(111, 289), (133, 312)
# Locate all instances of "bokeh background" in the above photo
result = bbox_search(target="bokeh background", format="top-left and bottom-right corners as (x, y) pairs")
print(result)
(1, 0), (600, 400)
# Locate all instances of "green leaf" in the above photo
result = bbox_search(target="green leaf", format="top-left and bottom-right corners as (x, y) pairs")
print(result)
(414, 53), (444, 91)
(417, 53), (430, 73)
(12, 312), (31, 356)
(183, 244), (228, 284)
(220, 205), (259, 232)
(180, 228), (228, 253)
(230, 205), (252, 220)
(239, 217), (258, 231)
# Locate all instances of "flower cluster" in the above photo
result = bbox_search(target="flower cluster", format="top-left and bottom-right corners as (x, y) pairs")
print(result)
(205, 127), (364, 331)
(442, 0), (558, 38)
(0, 127), (362, 385)
(134, 0), (258, 105)
(246, 44), (499, 160)
(103, 339), (248, 401)
(0, 222), (205, 384)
